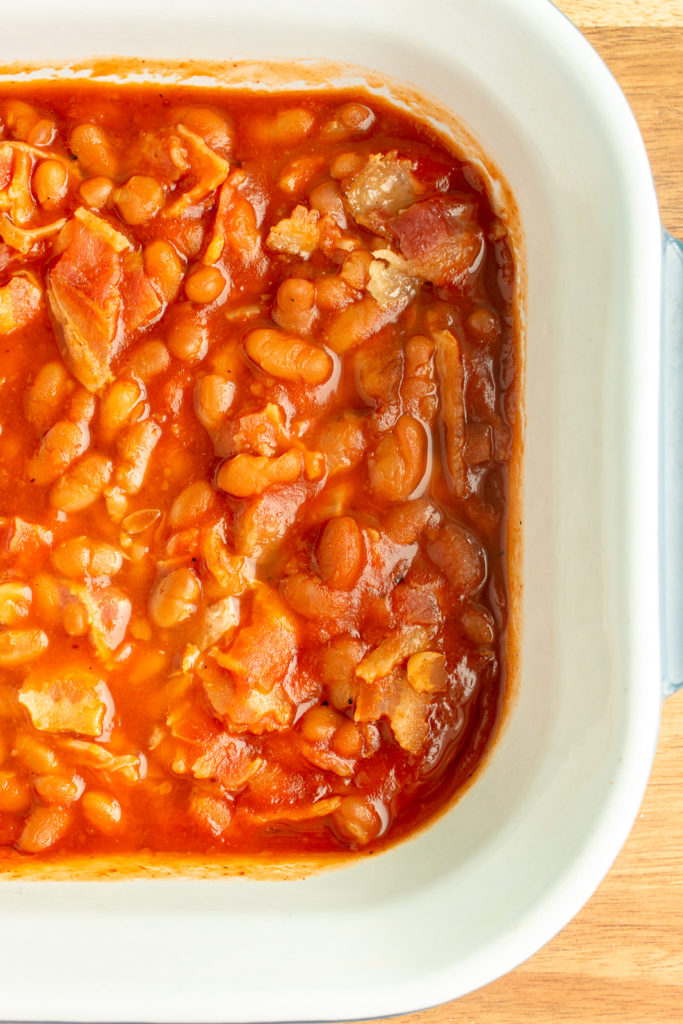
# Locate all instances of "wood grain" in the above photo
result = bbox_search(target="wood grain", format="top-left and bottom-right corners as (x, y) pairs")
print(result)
(356, 8), (683, 1024)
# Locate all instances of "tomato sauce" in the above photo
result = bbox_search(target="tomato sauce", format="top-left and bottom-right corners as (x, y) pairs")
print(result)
(0, 82), (520, 862)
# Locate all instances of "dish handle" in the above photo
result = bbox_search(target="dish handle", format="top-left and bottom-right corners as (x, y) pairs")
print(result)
(662, 231), (683, 696)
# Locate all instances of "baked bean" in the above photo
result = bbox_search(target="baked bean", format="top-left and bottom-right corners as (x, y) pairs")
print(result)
(27, 118), (57, 146)
(250, 107), (315, 146)
(0, 582), (32, 626)
(18, 804), (72, 854)
(273, 277), (316, 334)
(316, 517), (365, 590)
(309, 180), (346, 224)
(100, 379), (144, 440)
(314, 273), (353, 312)
(281, 571), (350, 622)
(69, 122), (118, 176)
(189, 790), (231, 836)
(28, 419), (90, 486)
(62, 601), (89, 637)
(466, 307), (501, 345)
(184, 265), (226, 304)
(128, 339), (171, 380)
(324, 295), (385, 351)
(14, 733), (60, 774)
(0, 628), (48, 665)
(167, 310), (209, 362)
(426, 523), (487, 596)
(149, 567), (201, 628)
(143, 240), (184, 303)
(23, 361), (72, 433)
(245, 328), (332, 386)
(194, 373), (235, 432)
(31, 575), (63, 628)
(52, 536), (123, 578)
(332, 795), (382, 845)
(300, 705), (341, 743)
(78, 175), (114, 209)
(33, 159), (68, 210)
(115, 420), (161, 495)
(216, 450), (303, 498)
(368, 414), (428, 502)
(329, 151), (364, 180)
(331, 719), (363, 759)
(34, 773), (85, 806)
(82, 790), (122, 833)
(50, 453), (113, 512)
(460, 604), (495, 646)
(322, 102), (375, 140)
(0, 770), (31, 815)
(113, 175), (164, 225)
(169, 480), (217, 528)
(339, 249), (373, 290)
(175, 105), (233, 152)
(2, 99), (40, 140)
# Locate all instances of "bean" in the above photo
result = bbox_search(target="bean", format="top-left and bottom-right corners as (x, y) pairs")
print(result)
(216, 450), (303, 498)
(18, 804), (72, 854)
(367, 414), (428, 502)
(460, 604), (495, 646)
(2, 99), (40, 140)
(115, 420), (161, 495)
(33, 159), (68, 210)
(322, 102), (375, 140)
(184, 265), (226, 304)
(62, 601), (89, 637)
(149, 567), (201, 628)
(339, 249), (373, 291)
(129, 339), (171, 380)
(245, 328), (332, 386)
(100, 379), (144, 441)
(13, 733), (60, 774)
(250, 107), (315, 146)
(331, 719), (363, 759)
(50, 453), (113, 512)
(194, 373), (235, 432)
(113, 175), (164, 225)
(314, 274), (353, 312)
(300, 705), (342, 743)
(27, 118), (57, 146)
(0, 770), (31, 814)
(273, 277), (316, 334)
(324, 295), (385, 351)
(169, 480), (217, 528)
(167, 310), (209, 362)
(0, 628), (48, 665)
(78, 175), (114, 209)
(28, 419), (89, 486)
(82, 790), (122, 833)
(329, 151), (364, 180)
(143, 240), (184, 303)
(52, 536), (123, 578)
(34, 773), (84, 806)
(23, 361), (71, 434)
(189, 790), (231, 836)
(0, 582), (32, 626)
(174, 105), (233, 151)
(466, 307), (501, 345)
(426, 523), (487, 596)
(316, 517), (365, 590)
(281, 572), (350, 622)
(309, 179), (346, 223)
(69, 122), (118, 177)
(332, 794), (382, 845)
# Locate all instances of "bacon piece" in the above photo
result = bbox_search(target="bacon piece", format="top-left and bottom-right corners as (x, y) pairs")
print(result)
(390, 196), (485, 287)
(343, 152), (421, 232)
(18, 666), (113, 738)
(164, 124), (230, 217)
(0, 274), (42, 333)
(47, 214), (128, 391)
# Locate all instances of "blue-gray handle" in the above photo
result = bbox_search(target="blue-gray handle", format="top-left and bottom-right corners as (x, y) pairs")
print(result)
(662, 231), (683, 696)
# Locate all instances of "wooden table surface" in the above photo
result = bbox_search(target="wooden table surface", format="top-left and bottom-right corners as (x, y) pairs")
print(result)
(361, 2), (683, 1022)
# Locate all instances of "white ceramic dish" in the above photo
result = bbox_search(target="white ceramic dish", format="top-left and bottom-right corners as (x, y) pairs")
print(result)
(0, 0), (680, 1020)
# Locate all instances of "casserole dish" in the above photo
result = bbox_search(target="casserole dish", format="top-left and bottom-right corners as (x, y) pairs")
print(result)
(0, 0), (679, 1020)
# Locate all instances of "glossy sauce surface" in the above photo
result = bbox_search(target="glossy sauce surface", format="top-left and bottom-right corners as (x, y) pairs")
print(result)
(0, 83), (519, 860)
